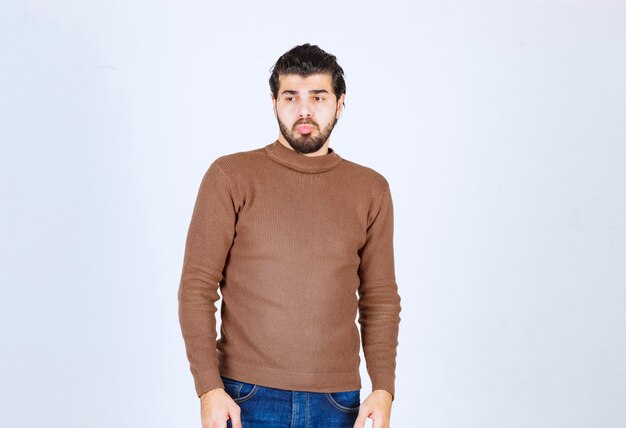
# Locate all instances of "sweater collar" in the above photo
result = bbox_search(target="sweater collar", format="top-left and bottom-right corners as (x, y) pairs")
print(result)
(264, 140), (343, 173)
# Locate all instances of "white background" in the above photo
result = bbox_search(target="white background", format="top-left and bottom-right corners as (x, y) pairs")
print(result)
(1, 1), (625, 427)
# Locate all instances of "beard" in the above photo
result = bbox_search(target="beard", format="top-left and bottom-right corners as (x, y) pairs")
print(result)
(276, 114), (339, 154)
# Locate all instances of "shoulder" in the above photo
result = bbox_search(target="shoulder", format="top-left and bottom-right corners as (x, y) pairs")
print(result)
(198, 146), (267, 185)
(338, 158), (395, 225)
(339, 158), (391, 196)
(212, 146), (266, 172)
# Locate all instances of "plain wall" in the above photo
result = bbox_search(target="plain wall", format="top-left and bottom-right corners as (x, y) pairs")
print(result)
(1, 0), (625, 427)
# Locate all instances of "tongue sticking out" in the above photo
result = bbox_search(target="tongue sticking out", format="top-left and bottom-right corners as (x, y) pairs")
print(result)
(296, 125), (314, 134)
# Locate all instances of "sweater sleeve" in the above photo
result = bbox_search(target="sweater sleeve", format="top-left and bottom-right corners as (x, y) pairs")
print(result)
(357, 184), (402, 401)
(178, 160), (236, 398)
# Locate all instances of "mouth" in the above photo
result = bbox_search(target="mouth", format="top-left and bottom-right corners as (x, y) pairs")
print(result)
(295, 124), (315, 134)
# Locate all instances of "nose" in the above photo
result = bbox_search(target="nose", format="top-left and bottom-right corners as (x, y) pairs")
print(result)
(297, 100), (312, 119)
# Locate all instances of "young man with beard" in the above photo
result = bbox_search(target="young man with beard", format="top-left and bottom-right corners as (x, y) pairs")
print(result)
(178, 43), (402, 428)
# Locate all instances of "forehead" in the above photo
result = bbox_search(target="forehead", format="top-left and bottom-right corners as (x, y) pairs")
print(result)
(278, 73), (333, 92)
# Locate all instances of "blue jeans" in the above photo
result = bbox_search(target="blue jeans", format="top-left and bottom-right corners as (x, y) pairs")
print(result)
(222, 375), (361, 428)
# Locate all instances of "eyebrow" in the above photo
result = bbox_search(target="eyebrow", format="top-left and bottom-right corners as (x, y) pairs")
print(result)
(280, 89), (330, 96)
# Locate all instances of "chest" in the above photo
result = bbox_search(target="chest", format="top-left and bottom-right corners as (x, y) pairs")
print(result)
(232, 176), (369, 258)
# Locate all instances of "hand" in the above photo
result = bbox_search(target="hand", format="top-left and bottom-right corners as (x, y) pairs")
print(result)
(353, 389), (393, 428)
(200, 387), (242, 428)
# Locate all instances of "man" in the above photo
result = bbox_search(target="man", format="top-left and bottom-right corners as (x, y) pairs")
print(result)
(178, 43), (402, 428)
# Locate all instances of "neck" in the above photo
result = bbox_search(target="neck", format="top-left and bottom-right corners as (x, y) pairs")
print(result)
(264, 139), (343, 174)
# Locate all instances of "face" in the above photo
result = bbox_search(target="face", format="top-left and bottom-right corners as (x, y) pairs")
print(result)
(272, 73), (345, 154)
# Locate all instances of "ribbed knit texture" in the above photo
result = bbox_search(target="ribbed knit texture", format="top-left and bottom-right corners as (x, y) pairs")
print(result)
(178, 140), (402, 401)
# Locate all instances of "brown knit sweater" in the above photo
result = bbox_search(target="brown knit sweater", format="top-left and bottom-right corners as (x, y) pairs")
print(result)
(178, 140), (402, 400)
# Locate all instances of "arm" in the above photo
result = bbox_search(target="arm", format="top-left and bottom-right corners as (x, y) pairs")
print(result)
(357, 184), (402, 402)
(178, 160), (236, 398)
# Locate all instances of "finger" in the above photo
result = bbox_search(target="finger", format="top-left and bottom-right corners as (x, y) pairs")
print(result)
(371, 414), (388, 428)
(202, 416), (225, 428)
(218, 413), (233, 428)
(205, 417), (226, 428)
(353, 407), (370, 428)
(229, 406), (242, 428)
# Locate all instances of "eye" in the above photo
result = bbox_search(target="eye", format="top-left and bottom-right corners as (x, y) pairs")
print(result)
(314, 96), (325, 101)
(285, 97), (294, 101)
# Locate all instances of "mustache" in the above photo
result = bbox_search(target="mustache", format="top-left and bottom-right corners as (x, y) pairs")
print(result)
(294, 120), (317, 127)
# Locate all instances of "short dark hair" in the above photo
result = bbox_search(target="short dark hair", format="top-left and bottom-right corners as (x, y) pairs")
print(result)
(269, 43), (346, 108)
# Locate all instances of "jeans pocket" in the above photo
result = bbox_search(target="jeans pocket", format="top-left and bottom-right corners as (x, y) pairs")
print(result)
(220, 376), (260, 403)
(325, 390), (361, 412)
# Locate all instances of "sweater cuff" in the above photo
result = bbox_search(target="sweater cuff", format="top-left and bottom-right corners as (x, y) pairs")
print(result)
(370, 372), (396, 401)
(194, 367), (225, 398)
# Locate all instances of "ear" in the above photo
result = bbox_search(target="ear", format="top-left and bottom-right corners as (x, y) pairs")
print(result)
(271, 92), (277, 115)
(336, 93), (346, 119)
